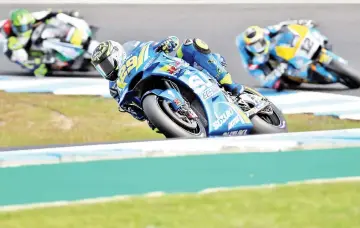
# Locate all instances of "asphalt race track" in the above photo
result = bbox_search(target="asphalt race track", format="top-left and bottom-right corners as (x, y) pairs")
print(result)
(1, 4), (360, 96)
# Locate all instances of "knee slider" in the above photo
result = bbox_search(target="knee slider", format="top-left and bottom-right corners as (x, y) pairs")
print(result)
(193, 38), (211, 54)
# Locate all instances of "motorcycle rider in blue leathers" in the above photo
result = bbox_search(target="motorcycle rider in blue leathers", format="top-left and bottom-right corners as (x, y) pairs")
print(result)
(91, 36), (244, 131)
(235, 19), (333, 91)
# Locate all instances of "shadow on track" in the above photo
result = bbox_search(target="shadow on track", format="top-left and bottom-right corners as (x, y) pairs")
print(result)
(291, 86), (350, 92)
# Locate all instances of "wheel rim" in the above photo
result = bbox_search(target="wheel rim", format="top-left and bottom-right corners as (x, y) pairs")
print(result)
(157, 98), (204, 135)
(161, 100), (197, 129)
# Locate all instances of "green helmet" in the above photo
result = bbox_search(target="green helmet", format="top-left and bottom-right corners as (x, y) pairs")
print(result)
(10, 9), (35, 37)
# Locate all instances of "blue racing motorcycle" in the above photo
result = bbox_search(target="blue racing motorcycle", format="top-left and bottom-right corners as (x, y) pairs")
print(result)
(116, 42), (288, 138)
(270, 24), (360, 89)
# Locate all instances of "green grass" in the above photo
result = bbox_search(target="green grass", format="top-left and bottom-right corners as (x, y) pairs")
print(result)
(1, 181), (360, 228)
(1, 91), (360, 147)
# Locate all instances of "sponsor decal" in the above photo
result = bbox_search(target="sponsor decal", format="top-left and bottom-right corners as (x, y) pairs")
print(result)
(228, 115), (241, 130)
(222, 129), (248, 136)
(188, 75), (209, 94)
(143, 57), (155, 70)
(173, 99), (181, 106)
(202, 84), (220, 100)
(168, 65), (179, 74)
(214, 101), (253, 126)
(213, 109), (233, 130)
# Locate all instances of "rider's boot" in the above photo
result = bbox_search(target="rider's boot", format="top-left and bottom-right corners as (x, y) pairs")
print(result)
(33, 63), (50, 78)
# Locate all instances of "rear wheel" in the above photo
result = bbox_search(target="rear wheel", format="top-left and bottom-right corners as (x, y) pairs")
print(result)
(142, 94), (207, 138)
(240, 87), (288, 134)
(327, 59), (360, 89)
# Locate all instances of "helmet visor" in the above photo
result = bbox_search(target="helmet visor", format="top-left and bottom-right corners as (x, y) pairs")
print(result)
(12, 24), (32, 35)
(94, 56), (117, 79)
(248, 38), (267, 54)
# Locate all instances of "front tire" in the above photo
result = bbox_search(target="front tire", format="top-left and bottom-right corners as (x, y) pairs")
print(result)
(327, 59), (360, 89)
(142, 94), (207, 138)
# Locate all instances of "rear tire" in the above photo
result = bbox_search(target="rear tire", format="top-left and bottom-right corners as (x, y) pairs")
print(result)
(142, 94), (207, 138)
(250, 104), (288, 134)
(327, 59), (360, 89)
(242, 87), (288, 134)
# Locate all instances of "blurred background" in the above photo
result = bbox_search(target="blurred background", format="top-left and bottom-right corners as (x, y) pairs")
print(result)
(1, 3), (360, 228)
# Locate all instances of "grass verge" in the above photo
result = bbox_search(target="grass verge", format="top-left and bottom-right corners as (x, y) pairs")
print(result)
(1, 181), (360, 228)
(1, 91), (360, 147)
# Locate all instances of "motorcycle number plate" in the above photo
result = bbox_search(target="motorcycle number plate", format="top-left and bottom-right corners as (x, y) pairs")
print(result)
(295, 32), (321, 60)
(188, 74), (213, 94)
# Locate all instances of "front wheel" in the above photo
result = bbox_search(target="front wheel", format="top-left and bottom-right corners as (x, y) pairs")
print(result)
(327, 59), (360, 89)
(142, 94), (207, 138)
(241, 87), (288, 134)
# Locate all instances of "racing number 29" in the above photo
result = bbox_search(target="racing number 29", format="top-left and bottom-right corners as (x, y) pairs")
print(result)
(300, 37), (314, 54)
(117, 56), (138, 89)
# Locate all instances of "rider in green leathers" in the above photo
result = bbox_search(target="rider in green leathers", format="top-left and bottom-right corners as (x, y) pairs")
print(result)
(1, 8), (79, 77)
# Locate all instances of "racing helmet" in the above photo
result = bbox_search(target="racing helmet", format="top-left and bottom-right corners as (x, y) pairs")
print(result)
(10, 9), (35, 37)
(243, 26), (270, 55)
(91, 40), (126, 81)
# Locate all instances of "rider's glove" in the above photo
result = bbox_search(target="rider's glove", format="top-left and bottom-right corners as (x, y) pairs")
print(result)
(33, 63), (49, 77)
(155, 36), (179, 54)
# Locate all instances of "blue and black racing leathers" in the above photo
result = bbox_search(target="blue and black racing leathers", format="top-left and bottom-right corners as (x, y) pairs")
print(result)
(235, 19), (332, 90)
(109, 36), (244, 121)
